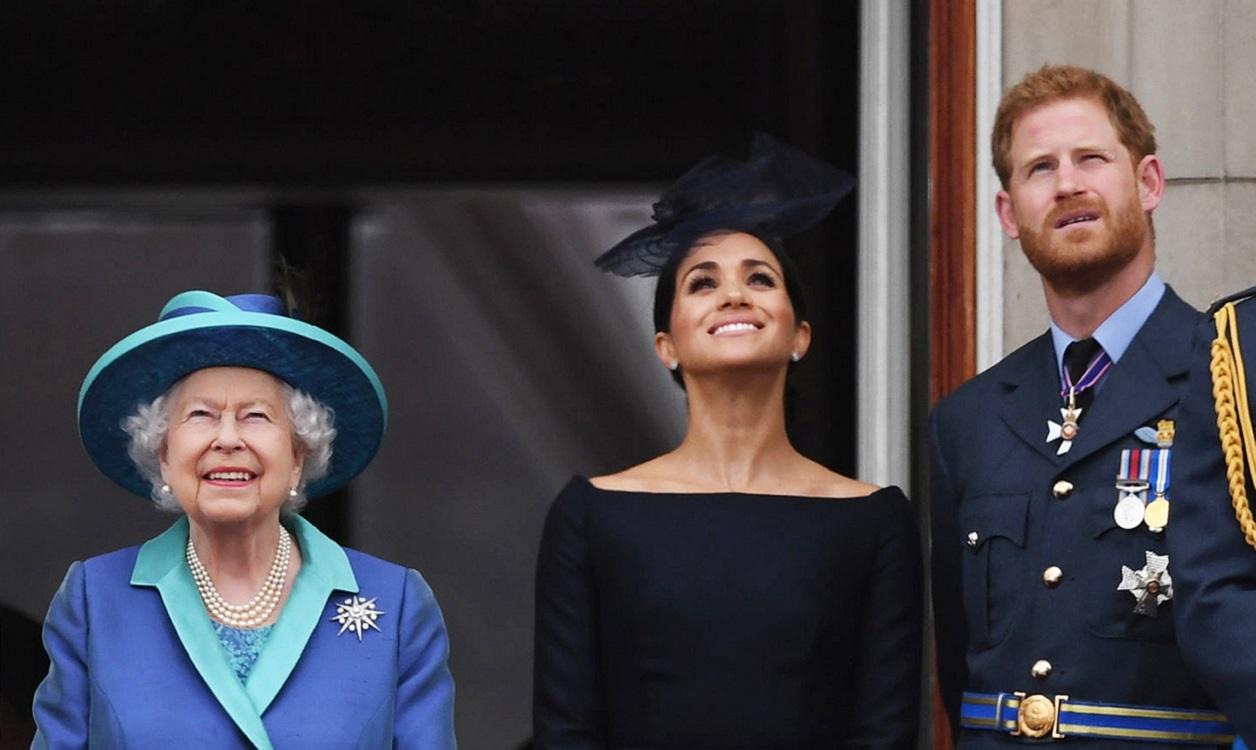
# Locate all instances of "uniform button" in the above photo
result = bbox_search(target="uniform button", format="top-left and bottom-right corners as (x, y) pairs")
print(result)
(966, 531), (979, 547)
(1031, 659), (1052, 679)
(1052, 480), (1074, 498)
(1042, 566), (1063, 587)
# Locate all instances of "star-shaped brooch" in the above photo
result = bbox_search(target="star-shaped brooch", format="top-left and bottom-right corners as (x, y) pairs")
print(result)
(1117, 551), (1173, 617)
(330, 595), (386, 640)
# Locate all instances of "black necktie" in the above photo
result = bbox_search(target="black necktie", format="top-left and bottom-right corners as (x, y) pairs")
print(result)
(1063, 337), (1105, 417)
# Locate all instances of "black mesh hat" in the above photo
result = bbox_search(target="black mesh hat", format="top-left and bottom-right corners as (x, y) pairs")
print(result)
(594, 133), (855, 277)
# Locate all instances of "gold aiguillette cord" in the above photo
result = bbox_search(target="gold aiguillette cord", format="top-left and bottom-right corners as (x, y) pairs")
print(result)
(1211, 302), (1256, 549)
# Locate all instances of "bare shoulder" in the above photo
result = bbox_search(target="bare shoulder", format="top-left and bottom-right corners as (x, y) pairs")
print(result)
(799, 460), (883, 499)
(589, 455), (694, 493)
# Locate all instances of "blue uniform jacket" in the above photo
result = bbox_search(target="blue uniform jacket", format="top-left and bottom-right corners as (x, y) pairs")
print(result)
(1171, 287), (1256, 747)
(931, 286), (1224, 747)
(32, 515), (456, 749)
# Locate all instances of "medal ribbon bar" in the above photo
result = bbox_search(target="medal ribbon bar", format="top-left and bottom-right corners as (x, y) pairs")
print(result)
(1152, 448), (1170, 498)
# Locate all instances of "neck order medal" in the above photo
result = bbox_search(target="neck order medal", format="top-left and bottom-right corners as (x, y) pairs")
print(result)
(1046, 389), (1084, 455)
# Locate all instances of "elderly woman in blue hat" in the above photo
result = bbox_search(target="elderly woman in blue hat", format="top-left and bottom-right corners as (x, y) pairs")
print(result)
(32, 292), (456, 749)
(533, 135), (922, 748)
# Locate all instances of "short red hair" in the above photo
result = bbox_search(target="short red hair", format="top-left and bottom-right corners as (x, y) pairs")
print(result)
(992, 65), (1157, 187)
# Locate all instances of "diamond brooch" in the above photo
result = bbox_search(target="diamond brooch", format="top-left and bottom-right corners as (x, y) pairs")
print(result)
(330, 595), (385, 640)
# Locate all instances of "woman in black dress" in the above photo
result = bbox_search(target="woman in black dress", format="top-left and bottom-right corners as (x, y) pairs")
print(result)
(533, 135), (922, 749)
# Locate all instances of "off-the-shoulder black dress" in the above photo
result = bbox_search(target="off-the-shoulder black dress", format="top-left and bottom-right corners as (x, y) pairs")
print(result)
(533, 476), (923, 749)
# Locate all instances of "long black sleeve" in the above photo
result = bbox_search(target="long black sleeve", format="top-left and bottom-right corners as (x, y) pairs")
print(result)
(846, 490), (923, 749)
(533, 485), (607, 749)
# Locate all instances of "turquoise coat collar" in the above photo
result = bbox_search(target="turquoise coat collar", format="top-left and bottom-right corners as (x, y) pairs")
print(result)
(131, 516), (358, 749)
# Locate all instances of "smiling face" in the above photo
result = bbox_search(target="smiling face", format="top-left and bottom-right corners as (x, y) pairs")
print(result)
(160, 367), (304, 527)
(655, 232), (810, 378)
(995, 96), (1163, 293)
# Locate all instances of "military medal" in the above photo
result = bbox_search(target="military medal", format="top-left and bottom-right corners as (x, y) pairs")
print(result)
(1144, 448), (1171, 531)
(1114, 492), (1145, 529)
(1144, 497), (1170, 531)
(1046, 390), (1084, 455)
(1118, 551), (1172, 616)
(1046, 351), (1113, 454)
(1114, 448), (1151, 529)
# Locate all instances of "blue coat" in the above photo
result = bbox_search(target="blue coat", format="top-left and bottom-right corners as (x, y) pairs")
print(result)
(930, 287), (1224, 747)
(32, 515), (456, 749)
(1170, 287), (1256, 747)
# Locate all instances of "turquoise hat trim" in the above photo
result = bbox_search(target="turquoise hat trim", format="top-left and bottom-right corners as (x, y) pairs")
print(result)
(78, 291), (387, 420)
(78, 290), (388, 500)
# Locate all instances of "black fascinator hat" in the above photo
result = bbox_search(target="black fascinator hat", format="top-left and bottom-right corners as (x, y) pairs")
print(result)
(594, 133), (855, 277)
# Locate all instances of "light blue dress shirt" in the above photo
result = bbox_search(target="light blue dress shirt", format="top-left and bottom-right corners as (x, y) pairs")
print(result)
(1050, 271), (1166, 389)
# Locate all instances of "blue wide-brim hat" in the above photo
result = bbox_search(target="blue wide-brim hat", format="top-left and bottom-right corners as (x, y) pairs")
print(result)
(594, 132), (855, 276)
(78, 290), (388, 500)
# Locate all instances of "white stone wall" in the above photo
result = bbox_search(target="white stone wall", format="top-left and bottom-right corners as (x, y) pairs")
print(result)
(999, 0), (1256, 351)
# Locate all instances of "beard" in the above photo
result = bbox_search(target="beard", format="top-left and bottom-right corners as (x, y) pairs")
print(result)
(1017, 191), (1148, 295)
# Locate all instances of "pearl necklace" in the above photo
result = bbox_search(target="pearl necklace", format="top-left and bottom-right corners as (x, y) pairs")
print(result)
(185, 525), (292, 628)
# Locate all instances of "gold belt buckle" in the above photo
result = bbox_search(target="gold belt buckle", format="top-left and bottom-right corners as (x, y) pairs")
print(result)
(1011, 692), (1068, 739)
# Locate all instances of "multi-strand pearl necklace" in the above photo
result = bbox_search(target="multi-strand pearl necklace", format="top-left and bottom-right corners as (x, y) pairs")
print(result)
(185, 525), (292, 629)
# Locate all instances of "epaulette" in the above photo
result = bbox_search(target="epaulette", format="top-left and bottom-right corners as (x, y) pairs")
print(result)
(1207, 285), (1256, 317)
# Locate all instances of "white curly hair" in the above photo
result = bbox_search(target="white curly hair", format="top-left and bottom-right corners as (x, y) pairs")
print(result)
(121, 377), (336, 514)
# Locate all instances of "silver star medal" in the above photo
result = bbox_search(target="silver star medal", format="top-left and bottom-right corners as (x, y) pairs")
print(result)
(1046, 404), (1083, 455)
(1117, 551), (1172, 617)
(330, 595), (386, 640)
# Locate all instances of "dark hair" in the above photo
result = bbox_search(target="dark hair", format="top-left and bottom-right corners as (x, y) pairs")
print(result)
(653, 233), (809, 388)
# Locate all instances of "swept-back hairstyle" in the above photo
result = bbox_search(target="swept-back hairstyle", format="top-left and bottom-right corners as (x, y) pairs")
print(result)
(992, 65), (1157, 187)
(652, 233), (809, 389)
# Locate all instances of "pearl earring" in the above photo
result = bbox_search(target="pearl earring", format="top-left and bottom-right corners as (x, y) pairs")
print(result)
(160, 483), (171, 495)
(288, 487), (299, 498)
(791, 352), (802, 362)
(668, 360), (679, 371)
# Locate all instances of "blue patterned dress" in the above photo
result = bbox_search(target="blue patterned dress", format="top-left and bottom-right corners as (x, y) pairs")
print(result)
(212, 622), (274, 682)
